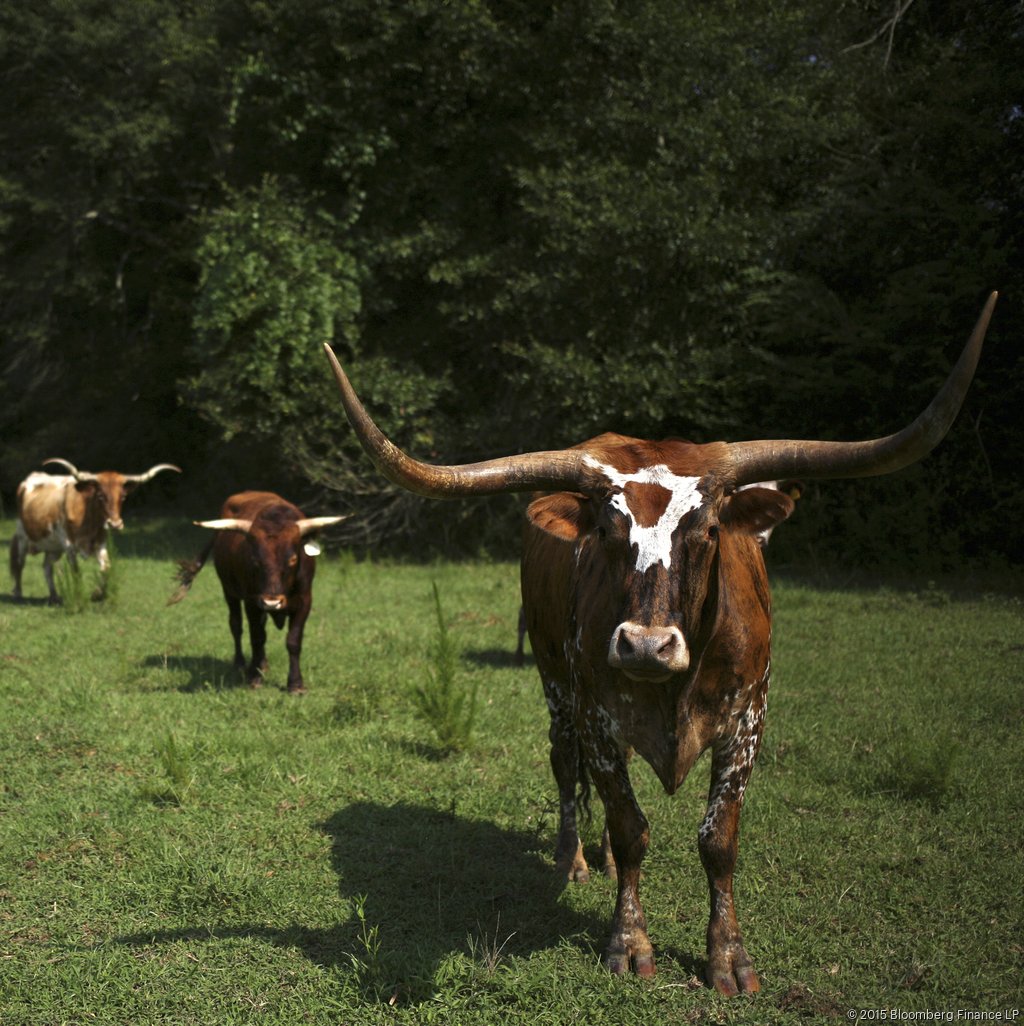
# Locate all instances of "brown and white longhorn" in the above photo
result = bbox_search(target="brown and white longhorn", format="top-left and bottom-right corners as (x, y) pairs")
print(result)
(10, 459), (181, 603)
(323, 293), (995, 993)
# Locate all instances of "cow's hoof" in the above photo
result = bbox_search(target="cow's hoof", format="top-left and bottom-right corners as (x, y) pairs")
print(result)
(605, 950), (629, 975)
(247, 678), (262, 689)
(555, 840), (590, 883)
(287, 684), (307, 695)
(706, 962), (760, 997)
(605, 939), (656, 978)
(634, 954), (657, 978)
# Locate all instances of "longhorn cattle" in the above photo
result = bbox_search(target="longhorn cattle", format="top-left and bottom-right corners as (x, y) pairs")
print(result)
(322, 292), (996, 994)
(10, 459), (181, 604)
(169, 492), (345, 693)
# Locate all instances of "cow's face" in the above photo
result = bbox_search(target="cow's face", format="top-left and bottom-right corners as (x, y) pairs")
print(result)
(528, 462), (795, 683)
(77, 472), (133, 530)
(243, 528), (311, 612)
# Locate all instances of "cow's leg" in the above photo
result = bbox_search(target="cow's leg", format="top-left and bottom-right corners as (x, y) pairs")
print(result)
(599, 821), (617, 882)
(514, 606), (527, 666)
(597, 746), (636, 883)
(243, 600), (269, 687)
(284, 599), (311, 694)
(544, 675), (590, 882)
(226, 595), (246, 672)
(42, 552), (64, 605)
(697, 697), (766, 996)
(9, 532), (26, 601)
(92, 541), (110, 601)
(580, 703), (655, 977)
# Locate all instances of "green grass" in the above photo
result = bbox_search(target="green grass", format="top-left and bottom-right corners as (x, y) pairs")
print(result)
(1, 517), (1022, 1024)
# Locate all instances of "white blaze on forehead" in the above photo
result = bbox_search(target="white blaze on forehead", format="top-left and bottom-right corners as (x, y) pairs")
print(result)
(583, 456), (705, 572)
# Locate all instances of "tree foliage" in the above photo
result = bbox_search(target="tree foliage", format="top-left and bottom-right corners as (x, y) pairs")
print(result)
(1, 0), (1020, 564)
(189, 178), (362, 443)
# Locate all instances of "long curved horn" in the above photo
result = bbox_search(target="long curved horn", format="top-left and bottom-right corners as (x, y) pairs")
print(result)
(123, 463), (182, 484)
(296, 515), (349, 537)
(726, 292), (997, 486)
(323, 344), (606, 497)
(43, 458), (99, 482)
(194, 518), (252, 533)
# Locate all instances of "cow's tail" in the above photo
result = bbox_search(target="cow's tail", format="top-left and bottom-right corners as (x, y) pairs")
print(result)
(167, 537), (215, 605)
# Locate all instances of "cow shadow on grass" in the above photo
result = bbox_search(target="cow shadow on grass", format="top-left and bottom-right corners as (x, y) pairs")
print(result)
(139, 653), (247, 692)
(316, 801), (606, 995)
(109, 801), (607, 1003)
(463, 647), (533, 669)
(0, 594), (51, 607)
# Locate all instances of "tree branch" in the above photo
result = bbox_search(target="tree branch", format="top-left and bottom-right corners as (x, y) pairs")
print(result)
(842, 0), (917, 68)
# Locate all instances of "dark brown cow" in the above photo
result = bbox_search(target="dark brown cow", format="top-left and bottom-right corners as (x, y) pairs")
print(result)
(322, 293), (995, 993)
(11, 458), (181, 603)
(169, 492), (345, 693)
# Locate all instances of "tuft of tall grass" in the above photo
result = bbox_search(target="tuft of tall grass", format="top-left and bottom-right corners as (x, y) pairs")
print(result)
(54, 532), (121, 611)
(412, 582), (479, 754)
(139, 732), (197, 806)
(467, 914), (516, 974)
(345, 893), (392, 1001)
(55, 557), (88, 613)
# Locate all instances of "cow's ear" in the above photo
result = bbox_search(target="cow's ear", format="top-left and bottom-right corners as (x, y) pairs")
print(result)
(74, 480), (97, 496)
(722, 487), (795, 537)
(778, 479), (804, 502)
(303, 540), (321, 557)
(527, 492), (595, 542)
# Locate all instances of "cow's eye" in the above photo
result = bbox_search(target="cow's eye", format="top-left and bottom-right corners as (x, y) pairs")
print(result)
(597, 502), (628, 545)
(288, 554), (298, 567)
(706, 524), (720, 542)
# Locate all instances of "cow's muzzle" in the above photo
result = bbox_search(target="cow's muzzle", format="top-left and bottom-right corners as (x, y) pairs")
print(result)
(259, 595), (287, 612)
(608, 622), (689, 681)
(107, 518), (124, 530)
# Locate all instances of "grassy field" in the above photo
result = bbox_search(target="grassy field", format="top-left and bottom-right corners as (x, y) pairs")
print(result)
(1, 517), (1022, 1025)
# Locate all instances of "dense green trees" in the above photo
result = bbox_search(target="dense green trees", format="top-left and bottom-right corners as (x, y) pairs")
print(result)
(2, 0), (1020, 565)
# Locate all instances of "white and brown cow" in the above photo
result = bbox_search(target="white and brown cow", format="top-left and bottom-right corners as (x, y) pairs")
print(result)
(10, 458), (180, 603)
(323, 293), (995, 994)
